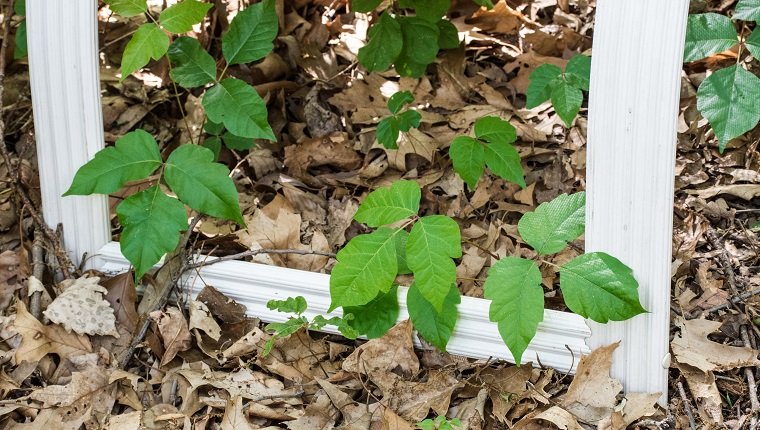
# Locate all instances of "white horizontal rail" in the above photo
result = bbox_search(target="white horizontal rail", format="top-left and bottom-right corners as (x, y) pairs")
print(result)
(97, 242), (591, 373)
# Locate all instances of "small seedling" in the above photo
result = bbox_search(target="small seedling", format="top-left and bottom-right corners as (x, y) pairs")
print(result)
(525, 54), (591, 127)
(377, 91), (422, 149)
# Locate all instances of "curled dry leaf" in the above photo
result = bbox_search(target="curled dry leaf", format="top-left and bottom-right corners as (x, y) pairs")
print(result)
(221, 396), (257, 430)
(12, 301), (92, 363)
(342, 320), (419, 378)
(559, 342), (623, 425)
(375, 369), (460, 423)
(676, 362), (723, 425)
(188, 299), (222, 341)
(102, 272), (139, 333)
(196, 285), (247, 324)
(597, 392), (661, 430)
(514, 406), (584, 430)
(43, 276), (119, 337)
(672, 317), (760, 372)
(152, 307), (191, 366)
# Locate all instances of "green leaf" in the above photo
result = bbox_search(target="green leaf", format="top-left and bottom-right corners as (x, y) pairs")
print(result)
(395, 58), (428, 77)
(13, 20), (26, 59)
(399, 0), (449, 22)
(204, 120), (225, 135)
(387, 90), (414, 114)
(354, 180), (421, 227)
(697, 64), (760, 151)
(398, 16), (440, 65)
(105, 0), (147, 17)
(407, 216), (461, 312)
(267, 296), (307, 314)
(683, 13), (738, 62)
(394, 229), (412, 274)
(64, 129), (162, 196)
(518, 192), (585, 255)
(474, 116), (517, 145)
(550, 80), (583, 127)
(560, 252), (646, 323)
(121, 23), (169, 79)
(376, 116), (400, 149)
(735, 0), (760, 22)
(160, 0), (212, 33)
(14, 0), (25, 15)
(352, 0), (384, 13)
(437, 19), (460, 49)
(222, 0), (278, 65)
(329, 227), (401, 310)
(407, 283), (460, 350)
(564, 54), (591, 91)
(263, 317), (308, 355)
(484, 257), (543, 365)
(344, 286), (400, 338)
(397, 109), (422, 131)
(202, 136), (222, 160)
(358, 12), (403, 72)
(471, 0), (493, 8)
(117, 186), (188, 280)
(164, 144), (245, 224)
(449, 136), (485, 190)
(525, 64), (562, 109)
(202, 78), (275, 140)
(167, 37), (216, 88)
(483, 141), (525, 188)
(312, 315), (359, 339)
(222, 132), (255, 150)
(744, 28), (760, 61)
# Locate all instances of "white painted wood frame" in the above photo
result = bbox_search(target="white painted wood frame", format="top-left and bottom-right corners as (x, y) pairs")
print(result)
(25, 0), (689, 397)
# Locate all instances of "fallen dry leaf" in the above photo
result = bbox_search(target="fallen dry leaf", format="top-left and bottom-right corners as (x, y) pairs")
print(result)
(43, 276), (118, 337)
(188, 299), (222, 341)
(677, 362), (723, 425)
(672, 317), (760, 372)
(12, 301), (92, 363)
(598, 392), (661, 430)
(152, 307), (191, 366)
(514, 406), (584, 430)
(0, 250), (21, 311)
(374, 369), (460, 423)
(196, 285), (247, 324)
(221, 396), (257, 430)
(102, 272), (139, 333)
(342, 320), (419, 378)
(560, 342), (622, 425)
(285, 391), (337, 430)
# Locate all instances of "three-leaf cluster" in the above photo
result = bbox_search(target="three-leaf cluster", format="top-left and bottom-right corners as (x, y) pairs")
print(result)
(525, 54), (591, 127)
(377, 91), (422, 149)
(684, 4), (760, 151)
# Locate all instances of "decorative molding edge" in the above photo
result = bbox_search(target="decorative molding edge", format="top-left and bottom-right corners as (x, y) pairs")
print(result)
(97, 242), (591, 374)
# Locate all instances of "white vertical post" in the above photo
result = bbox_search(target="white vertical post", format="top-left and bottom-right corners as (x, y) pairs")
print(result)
(27, 0), (110, 267)
(586, 1), (688, 402)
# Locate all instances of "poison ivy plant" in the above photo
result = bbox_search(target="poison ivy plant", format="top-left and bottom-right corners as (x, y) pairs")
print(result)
(417, 416), (464, 430)
(525, 54), (591, 127)
(449, 116), (525, 189)
(13, 0), (26, 59)
(684, 7), (760, 151)
(377, 91), (422, 149)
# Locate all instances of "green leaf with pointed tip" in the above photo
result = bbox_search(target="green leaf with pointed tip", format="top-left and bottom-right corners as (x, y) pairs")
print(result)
(484, 257), (543, 365)
(222, 132), (255, 150)
(121, 23), (169, 79)
(65, 130), (162, 196)
(407, 216), (461, 312)
(344, 286), (399, 338)
(267, 296), (307, 314)
(526, 64), (562, 109)
(358, 12), (402, 72)
(484, 141), (525, 188)
(117, 186), (188, 280)
(388, 91), (414, 114)
(437, 19), (460, 49)
(518, 192), (585, 255)
(697, 64), (760, 152)
(167, 37), (216, 88)
(222, 0), (278, 65)
(564, 54), (591, 91)
(377, 116), (400, 149)
(106, 0), (146, 17)
(355, 180), (421, 227)
(550, 80), (583, 127)
(202, 78), (275, 140)
(263, 317), (308, 355)
(394, 229), (412, 274)
(399, 16), (440, 65)
(735, 0), (760, 22)
(744, 29), (760, 61)
(449, 136), (484, 190)
(684, 13), (738, 62)
(329, 227), (401, 310)
(560, 252), (646, 323)
(352, 0), (384, 12)
(407, 283), (459, 351)
(312, 315), (359, 339)
(397, 109), (422, 131)
(14, 20), (26, 59)
(474, 116), (517, 145)
(164, 144), (244, 224)
(160, 0), (212, 33)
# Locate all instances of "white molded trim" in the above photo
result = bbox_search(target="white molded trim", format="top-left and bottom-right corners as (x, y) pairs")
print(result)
(27, 0), (111, 268)
(586, 0), (688, 403)
(97, 241), (591, 374)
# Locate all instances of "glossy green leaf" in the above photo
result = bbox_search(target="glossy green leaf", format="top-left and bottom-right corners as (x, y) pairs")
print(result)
(387, 91), (414, 114)
(550, 80), (583, 127)
(474, 116), (517, 145)
(14, 0), (25, 15)
(560, 252), (646, 323)
(518, 192), (585, 255)
(377, 116), (400, 149)
(267, 296), (307, 314)
(399, 0), (449, 22)
(394, 229), (412, 274)
(117, 186), (187, 280)
(358, 12), (402, 72)
(65, 129), (162, 196)
(202, 78), (275, 140)
(167, 37), (216, 88)
(744, 28), (760, 60)
(164, 144), (244, 224)
(407, 215), (462, 312)
(395, 58), (428, 77)
(697, 64), (760, 151)
(735, 0), (760, 22)
(564, 54), (591, 91)
(437, 19), (460, 49)
(344, 286), (400, 338)
(329, 227), (401, 310)
(407, 283), (460, 351)
(484, 257), (544, 365)
(14, 20), (26, 59)
(222, 132), (255, 150)
(354, 180), (421, 227)
(121, 23), (169, 78)
(484, 141), (525, 188)
(399, 17), (440, 65)
(352, 0), (384, 13)
(105, 0), (146, 17)
(684, 13), (738, 62)
(311, 315), (359, 339)
(222, 0), (278, 65)
(160, 0), (212, 33)
(397, 109), (422, 131)
(525, 64), (562, 109)
(449, 136), (485, 190)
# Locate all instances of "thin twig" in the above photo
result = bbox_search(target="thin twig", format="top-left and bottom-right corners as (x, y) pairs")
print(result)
(185, 248), (336, 270)
(677, 379), (697, 430)
(741, 326), (759, 429)
(707, 230), (739, 296)
(29, 228), (44, 319)
(693, 288), (760, 318)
